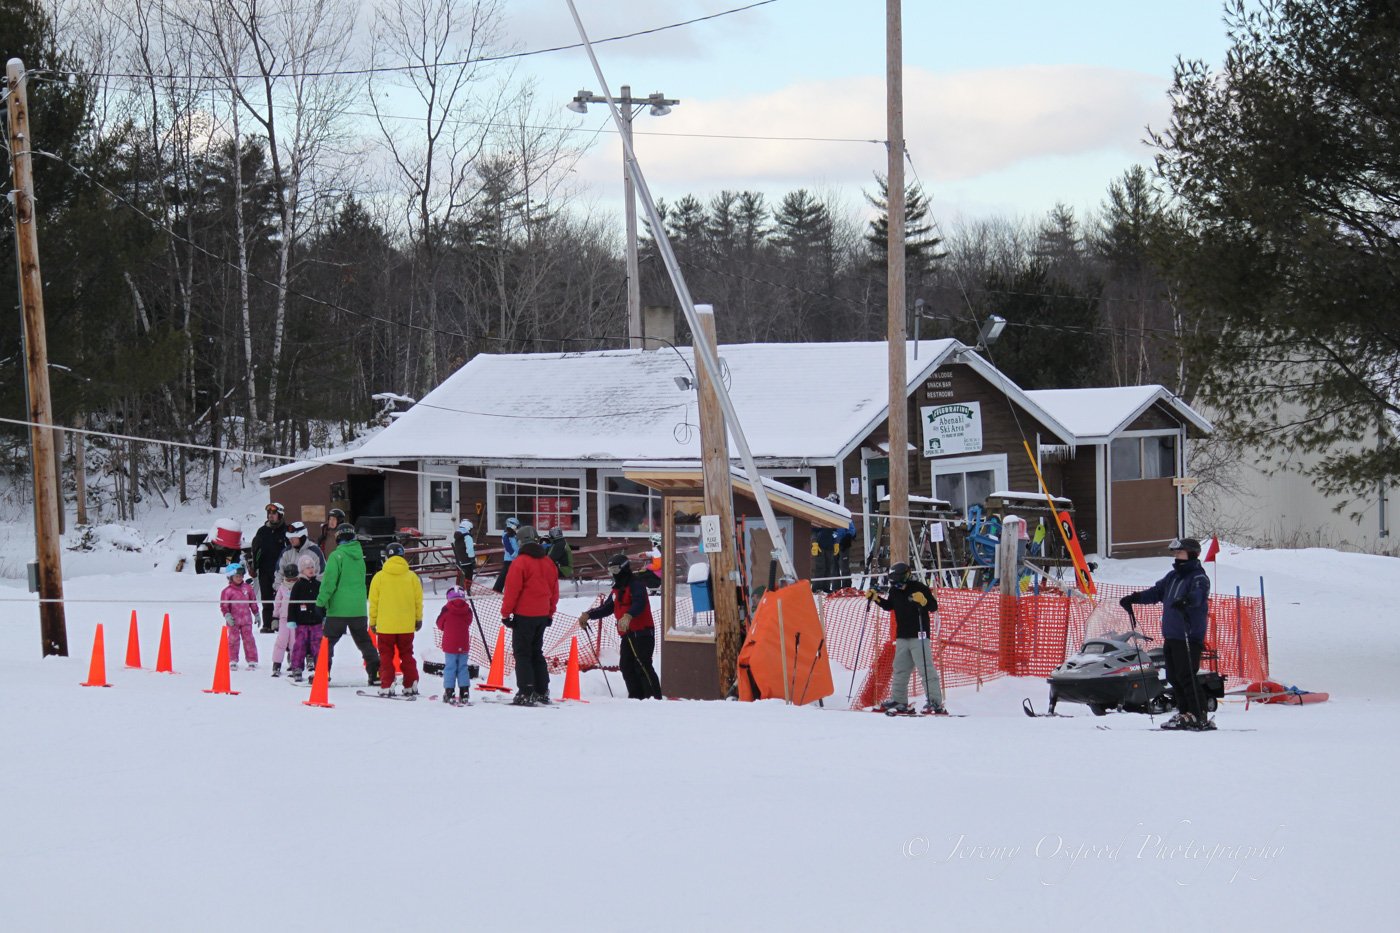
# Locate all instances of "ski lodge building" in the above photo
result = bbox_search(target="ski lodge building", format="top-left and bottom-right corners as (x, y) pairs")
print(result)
(259, 339), (1211, 568)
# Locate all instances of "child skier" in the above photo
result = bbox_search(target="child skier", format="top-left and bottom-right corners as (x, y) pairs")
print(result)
(269, 563), (298, 676)
(287, 555), (324, 682)
(219, 563), (260, 670)
(435, 587), (474, 705)
(368, 541), (424, 696)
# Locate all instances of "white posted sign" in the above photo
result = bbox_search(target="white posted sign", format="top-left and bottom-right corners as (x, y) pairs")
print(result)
(921, 401), (984, 456)
(700, 514), (723, 554)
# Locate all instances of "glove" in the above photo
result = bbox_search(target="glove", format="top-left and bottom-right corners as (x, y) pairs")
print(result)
(811, 541), (821, 557)
(415, 619), (423, 632)
(1119, 595), (1134, 611)
(287, 621), (297, 630)
(617, 614), (631, 636)
(577, 612), (591, 629)
(502, 614), (515, 629)
(911, 591), (928, 607)
(223, 613), (234, 626)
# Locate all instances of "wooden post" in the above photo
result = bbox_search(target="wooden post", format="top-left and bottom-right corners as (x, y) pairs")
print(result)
(7, 59), (67, 656)
(885, 0), (909, 567)
(997, 516), (1023, 674)
(696, 306), (741, 693)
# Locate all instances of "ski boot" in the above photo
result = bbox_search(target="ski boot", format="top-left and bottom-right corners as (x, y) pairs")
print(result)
(458, 686), (470, 705)
(403, 684), (419, 698)
(247, 662), (257, 671)
(532, 693), (551, 706)
(271, 662), (282, 678)
(229, 661), (239, 671)
(510, 692), (536, 707)
(378, 685), (395, 698)
(1161, 713), (1196, 730)
(924, 702), (948, 716)
(876, 699), (901, 712)
(885, 702), (914, 716)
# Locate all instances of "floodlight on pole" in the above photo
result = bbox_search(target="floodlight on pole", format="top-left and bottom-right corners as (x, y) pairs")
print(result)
(566, 85), (680, 350)
(977, 314), (1007, 350)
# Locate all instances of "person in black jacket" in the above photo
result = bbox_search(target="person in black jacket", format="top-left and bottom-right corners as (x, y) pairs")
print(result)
(452, 518), (476, 589)
(864, 562), (945, 714)
(250, 502), (288, 632)
(1121, 537), (1213, 730)
(286, 555), (325, 682)
(578, 554), (661, 699)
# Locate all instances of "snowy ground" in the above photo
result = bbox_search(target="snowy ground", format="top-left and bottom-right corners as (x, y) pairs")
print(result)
(4, 488), (1399, 931)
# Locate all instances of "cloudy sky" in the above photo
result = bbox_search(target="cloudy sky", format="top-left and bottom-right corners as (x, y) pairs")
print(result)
(486, 0), (1232, 227)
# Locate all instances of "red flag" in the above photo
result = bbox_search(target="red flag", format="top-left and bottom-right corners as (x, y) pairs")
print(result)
(1203, 537), (1220, 563)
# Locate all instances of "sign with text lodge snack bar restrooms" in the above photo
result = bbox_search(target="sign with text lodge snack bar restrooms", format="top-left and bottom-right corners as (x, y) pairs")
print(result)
(921, 402), (983, 456)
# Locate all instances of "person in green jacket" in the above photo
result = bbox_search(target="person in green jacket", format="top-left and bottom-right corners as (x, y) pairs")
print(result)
(315, 523), (380, 685)
(546, 526), (573, 579)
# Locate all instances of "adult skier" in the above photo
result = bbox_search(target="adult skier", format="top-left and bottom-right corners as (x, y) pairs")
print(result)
(500, 525), (559, 705)
(1121, 537), (1213, 730)
(315, 523), (380, 685)
(578, 554), (662, 700)
(864, 562), (945, 714)
(251, 502), (288, 632)
(279, 521), (325, 580)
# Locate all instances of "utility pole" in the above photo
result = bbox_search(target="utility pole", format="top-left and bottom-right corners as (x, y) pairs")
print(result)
(568, 86), (678, 349)
(694, 306), (741, 693)
(885, 1), (910, 567)
(6, 59), (68, 656)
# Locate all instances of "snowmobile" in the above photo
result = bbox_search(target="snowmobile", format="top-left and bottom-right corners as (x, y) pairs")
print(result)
(1040, 630), (1224, 717)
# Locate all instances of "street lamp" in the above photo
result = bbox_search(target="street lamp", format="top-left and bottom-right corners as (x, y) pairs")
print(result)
(568, 85), (680, 350)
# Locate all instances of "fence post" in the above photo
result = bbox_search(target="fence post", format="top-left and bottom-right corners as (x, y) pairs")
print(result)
(997, 516), (1023, 674)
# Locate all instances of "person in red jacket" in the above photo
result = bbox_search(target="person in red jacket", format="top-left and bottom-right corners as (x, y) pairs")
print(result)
(578, 554), (661, 699)
(435, 587), (474, 705)
(500, 525), (559, 706)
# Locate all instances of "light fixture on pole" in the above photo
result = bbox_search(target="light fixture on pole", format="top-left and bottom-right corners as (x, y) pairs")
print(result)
(976, 314), (1007, 350)
(567, 86), (680, 350)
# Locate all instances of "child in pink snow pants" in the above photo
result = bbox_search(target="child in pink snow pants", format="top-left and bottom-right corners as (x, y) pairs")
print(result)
(220, 563), (260, 668)
(270, 563), (298, 675)
(287, 555), (324, 681)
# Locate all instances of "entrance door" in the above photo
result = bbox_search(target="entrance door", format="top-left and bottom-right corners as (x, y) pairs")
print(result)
(419, 460), (460, 537)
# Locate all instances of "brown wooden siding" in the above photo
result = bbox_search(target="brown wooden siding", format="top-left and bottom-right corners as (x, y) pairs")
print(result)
(1110, 477), (1178, 554)
(1056, 447), (1100, 554)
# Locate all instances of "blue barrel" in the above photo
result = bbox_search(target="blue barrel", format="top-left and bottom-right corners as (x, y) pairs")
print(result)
(690, 579), (713, 613)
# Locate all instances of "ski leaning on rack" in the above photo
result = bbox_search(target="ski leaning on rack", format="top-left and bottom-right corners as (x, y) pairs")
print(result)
(355, 690), (418, 702)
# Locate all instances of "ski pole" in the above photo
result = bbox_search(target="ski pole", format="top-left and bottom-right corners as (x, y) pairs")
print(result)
(583, 617), (614, 698)
(798, 636), (825, 706)
(847, 587), (877, 702)
(465, 592), (492, 664)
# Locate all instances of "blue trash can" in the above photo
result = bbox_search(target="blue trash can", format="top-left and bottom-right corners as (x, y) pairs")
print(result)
(688, 562), (713, 613)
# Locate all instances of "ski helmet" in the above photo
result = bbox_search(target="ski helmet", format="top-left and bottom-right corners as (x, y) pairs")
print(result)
(286, 521), (308, 541)
(650, 532), (663, 548)
(516, 525), (539, 545)
(458, 519), (474, 535)
(549, 526), (564, 540)
(328, 508), (347, 523)
(505, 516), (520, 530)
(1168, 537), (1201, 558)
(223, 562), (244, 577)
(384, 541), (406, 559)
(888, 561), (910, 585)
(335, 523), (357, 542)
(282, 563), (299, 580)
(445, 587), (466, 602)
(265, 502), (284, 517)
(607, 554), (630, 577)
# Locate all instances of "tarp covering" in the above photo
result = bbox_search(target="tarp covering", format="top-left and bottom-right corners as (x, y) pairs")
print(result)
(737, 580), (833, 705)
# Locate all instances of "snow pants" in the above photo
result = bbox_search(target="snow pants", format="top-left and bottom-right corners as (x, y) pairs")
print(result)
(323, 615), (379, 682)
(226, 621), (258, 664)
(376, 631), (419, 690)
(273, 622), (294, 665)
(491, 560), (513, 593)
(443, 652), (472, 691)
(890, 635), (942, 707)
(1164, 638), (1205, 720)
(509, 615), (551, 697)
(620, 628), (662, 700)
(812, 551), (835, 592)
(289, 624), (323, 671)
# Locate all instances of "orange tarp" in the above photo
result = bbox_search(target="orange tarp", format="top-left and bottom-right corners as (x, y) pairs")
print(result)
(737, 580), (833, 704)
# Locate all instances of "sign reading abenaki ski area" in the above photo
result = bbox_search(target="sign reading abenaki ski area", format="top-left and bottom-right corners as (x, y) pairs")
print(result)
(921, 401), (983, 456)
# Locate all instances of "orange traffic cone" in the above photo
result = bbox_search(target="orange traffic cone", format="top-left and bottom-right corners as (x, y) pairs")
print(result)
(80, 624), (112, 687)
(204, 631), (240, 695)
(559, 636), (587, 703)
(303, 636), (334, 708)
(477, 626), (512, 693)
(155, 613), (175, 673)
(124, 610), (142, 669)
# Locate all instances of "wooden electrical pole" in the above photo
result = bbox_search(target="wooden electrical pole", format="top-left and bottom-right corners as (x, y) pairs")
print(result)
(696, 306), (741, 692)
(7, 59), (68, 656)
(885, 1), (910, 567)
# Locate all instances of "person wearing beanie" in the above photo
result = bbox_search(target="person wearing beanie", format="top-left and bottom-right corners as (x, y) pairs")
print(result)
(1121, 537), (1213, 730)
(435, 588), (474, 705)
(500, 525), (559, 705)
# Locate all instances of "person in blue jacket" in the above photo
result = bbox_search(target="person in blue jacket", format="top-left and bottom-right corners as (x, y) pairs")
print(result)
(1121, 537), (1213, 730)
(491, 516), (521, 593)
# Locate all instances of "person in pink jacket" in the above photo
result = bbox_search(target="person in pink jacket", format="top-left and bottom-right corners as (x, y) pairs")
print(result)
(269, 563), (298, 676)
(220, 563), (260, 669)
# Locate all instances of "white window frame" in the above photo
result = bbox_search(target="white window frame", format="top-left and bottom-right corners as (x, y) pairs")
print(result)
(929, 453), (1008, 515)
(595, 469), (664, 538)
(758, 467), (818, 495)
(485, 468), (588, 536)
(1109, 430), (1181, 482)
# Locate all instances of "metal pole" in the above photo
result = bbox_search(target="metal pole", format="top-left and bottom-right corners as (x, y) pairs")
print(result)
(885, 0), (909, 567)
(6, 59), (67, 657)
(621, 87), (642, 349)
(565, 3), (798, 581)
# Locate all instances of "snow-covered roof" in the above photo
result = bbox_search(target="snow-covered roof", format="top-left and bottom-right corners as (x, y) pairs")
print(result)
(621, 461), (852, 528)
(344, 340), (1043, 465)
(260, 450), (360, 482)
(1024, 386), (1212, 442)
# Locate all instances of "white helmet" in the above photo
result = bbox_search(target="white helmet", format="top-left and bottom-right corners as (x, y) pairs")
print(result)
(650, 532), (662, 547)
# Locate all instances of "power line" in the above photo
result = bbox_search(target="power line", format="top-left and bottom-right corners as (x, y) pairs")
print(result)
(29, 1), (779, 83)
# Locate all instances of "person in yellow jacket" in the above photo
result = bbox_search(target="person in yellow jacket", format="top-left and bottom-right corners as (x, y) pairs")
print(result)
(368, 542), (425, 696)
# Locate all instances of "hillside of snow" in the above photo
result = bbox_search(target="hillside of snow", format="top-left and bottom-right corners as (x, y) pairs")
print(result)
(2, 486), (1398, 931)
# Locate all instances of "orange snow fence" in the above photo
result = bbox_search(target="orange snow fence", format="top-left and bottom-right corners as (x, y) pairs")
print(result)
(821, 581), (1270, 710)
(736, 580), (833, 704)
